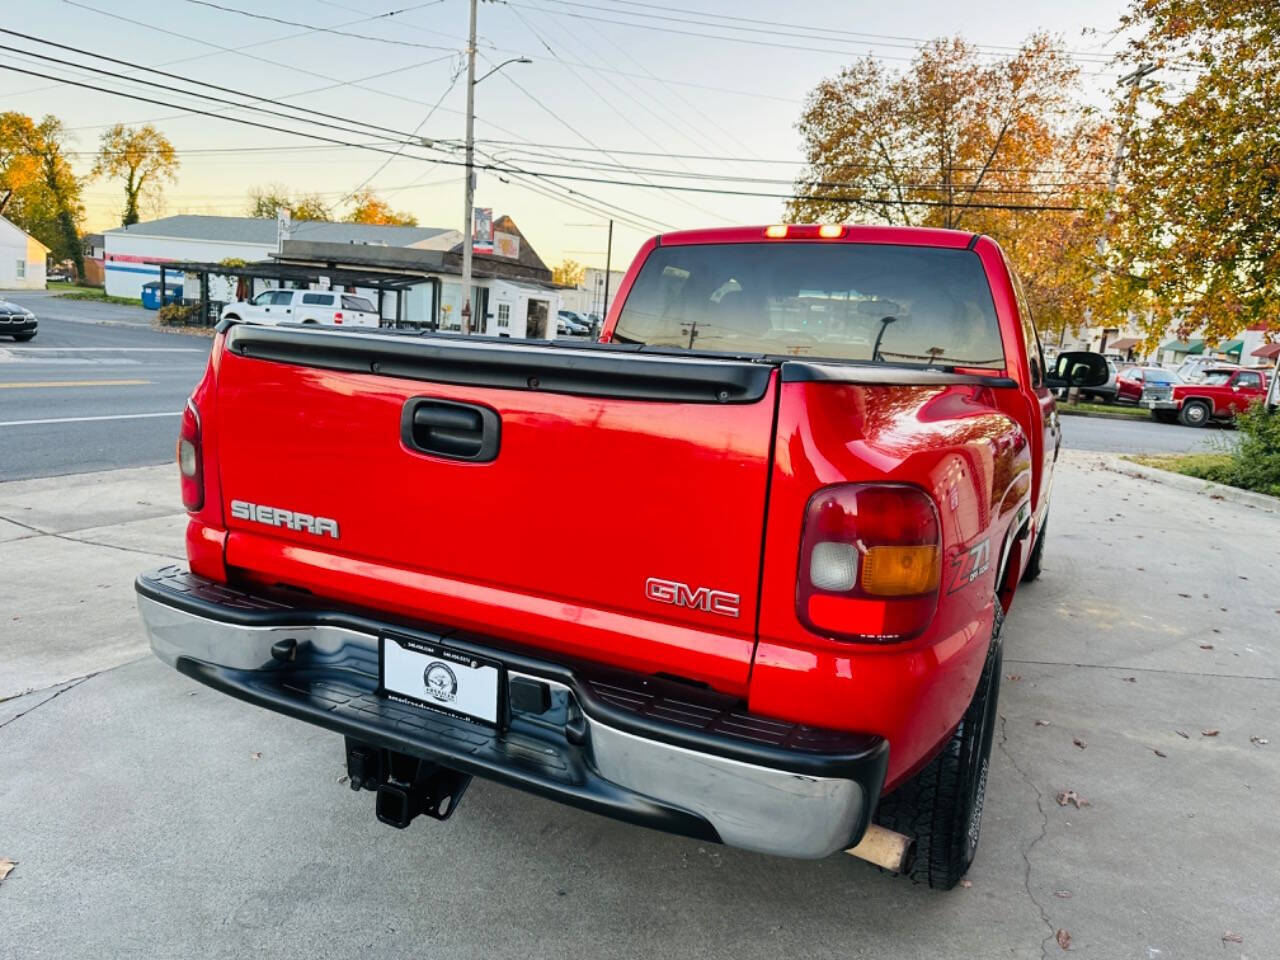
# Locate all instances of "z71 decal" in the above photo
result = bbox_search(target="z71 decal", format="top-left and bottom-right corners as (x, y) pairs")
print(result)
(948, 538), (991, 594)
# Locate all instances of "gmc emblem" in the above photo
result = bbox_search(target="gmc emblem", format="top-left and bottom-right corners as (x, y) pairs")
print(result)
(644, 577), (740, 618)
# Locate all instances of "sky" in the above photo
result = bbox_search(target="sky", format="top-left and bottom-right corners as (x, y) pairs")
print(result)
(2, 0), (1133, 272)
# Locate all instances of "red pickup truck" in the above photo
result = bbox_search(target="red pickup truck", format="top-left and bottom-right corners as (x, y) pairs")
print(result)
(1144, 366), (1269, 426)
(136, 224), (1105, 889)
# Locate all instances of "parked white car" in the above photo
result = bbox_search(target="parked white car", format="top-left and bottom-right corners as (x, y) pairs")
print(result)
(221, 289), (380, 328)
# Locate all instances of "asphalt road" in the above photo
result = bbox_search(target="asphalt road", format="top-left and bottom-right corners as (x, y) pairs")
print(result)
(0, 294), (210, 482)
(2, 453), (1276, 959)
(1060, 410), (1236, 455)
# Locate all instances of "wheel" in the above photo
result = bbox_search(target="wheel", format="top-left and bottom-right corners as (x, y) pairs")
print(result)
(11, 332), (35, 342)
(1020, 517), (1047, 583)
(1179, 400), (1211, 427)
(874, 614), (1003, 890)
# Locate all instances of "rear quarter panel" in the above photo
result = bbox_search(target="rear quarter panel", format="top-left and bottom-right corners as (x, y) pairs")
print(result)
(750, 382), (1032, 790)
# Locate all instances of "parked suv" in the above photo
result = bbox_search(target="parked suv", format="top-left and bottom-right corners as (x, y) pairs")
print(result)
(137, 223), (1107, 889)
(221, 289), (380, 327)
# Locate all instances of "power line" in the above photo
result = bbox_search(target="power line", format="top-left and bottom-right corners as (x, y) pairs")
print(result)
(491, 12), (734, 224)
(0, 31), (448, 145)
(179, 0), (455, 51)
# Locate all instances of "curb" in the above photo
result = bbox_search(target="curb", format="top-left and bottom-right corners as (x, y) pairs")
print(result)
(1102, 457), (1279, 513)
(1056, 407), (1153, 423)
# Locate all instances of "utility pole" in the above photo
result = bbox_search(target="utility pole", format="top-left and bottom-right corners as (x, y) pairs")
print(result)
(460, 0), (478, 335)
(601, 218), (613, 323)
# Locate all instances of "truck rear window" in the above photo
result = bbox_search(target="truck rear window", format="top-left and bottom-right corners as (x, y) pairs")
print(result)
(613, 242), (1005, 368)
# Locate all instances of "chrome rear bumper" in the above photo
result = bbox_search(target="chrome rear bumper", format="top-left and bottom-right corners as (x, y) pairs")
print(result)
(137, 566), (887, 859)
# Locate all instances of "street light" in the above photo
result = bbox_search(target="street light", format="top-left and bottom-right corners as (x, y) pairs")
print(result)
(460, 13), (532, 335)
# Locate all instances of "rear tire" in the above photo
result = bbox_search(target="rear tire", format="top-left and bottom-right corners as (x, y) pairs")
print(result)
(1020, 517), (1046, 583)
(1179, 400), (1211, 427)
(874, 611), (1003, 890)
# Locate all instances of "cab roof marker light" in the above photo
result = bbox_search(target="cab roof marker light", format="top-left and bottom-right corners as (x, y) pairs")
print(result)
(818, 224), (846, 238)
(764, 224), (789, 239)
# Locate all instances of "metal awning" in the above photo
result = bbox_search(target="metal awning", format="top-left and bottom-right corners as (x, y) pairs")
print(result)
(150, 259), (428, 289)
(1158, 339), (1204, 355)
(1215, 339), (1243, 355)
(1252, 343), (1280, 359)
(1107, 337), (1140, 352)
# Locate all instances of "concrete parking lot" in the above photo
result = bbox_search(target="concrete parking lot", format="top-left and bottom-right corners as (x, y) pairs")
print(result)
(1, 448), (1276, 960)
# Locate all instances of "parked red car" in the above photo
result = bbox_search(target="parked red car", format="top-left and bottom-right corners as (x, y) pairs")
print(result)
(1115, 365), (1180, 404)
(1145, 366), (1269, 425)
(135, 224), (1106, 889)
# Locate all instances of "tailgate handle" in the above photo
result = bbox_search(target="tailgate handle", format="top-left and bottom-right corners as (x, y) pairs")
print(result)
(402, 399), (500, 462)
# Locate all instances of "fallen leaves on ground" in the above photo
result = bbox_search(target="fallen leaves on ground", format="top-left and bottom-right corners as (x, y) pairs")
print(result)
(1199, 644), (1214, 650)
(1202, 729), (1220, 738)
(1073, 738), (1087, 749)
(1054, 889), (1072, 899)
(0, 858), (16, 882)
(1153, 748), (1168, 758)
(1056, 928), (1072, 950)
(1036, 719), (1052, 727)
(1121, 676), (1138, 683)
(1222, 931), (1244, 944)
(250, 752), (263, 760)
(1250, 736), (1269, 746)
(1056, 790), (1089, 808)
(1007, 674), (1022, 682)
(959, 879), (972, 888)
(1176, 730), (1189, 739)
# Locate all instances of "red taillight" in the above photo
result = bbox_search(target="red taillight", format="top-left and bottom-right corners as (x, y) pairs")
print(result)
(177, 399), (203, 512)
(796, 484), (940, 642)
(333, 312), (343, 324)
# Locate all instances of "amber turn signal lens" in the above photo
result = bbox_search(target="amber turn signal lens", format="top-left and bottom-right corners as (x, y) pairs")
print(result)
(818, 223), (845, 238)
(861, 545), (940, 597)
(764, 224), (789, 238)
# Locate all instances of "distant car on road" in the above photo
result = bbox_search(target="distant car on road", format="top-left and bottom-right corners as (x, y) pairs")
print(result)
(1144, 366), (1269, 426)
(0, 298), (37, 341)
(1115, 365), (1180, 404)
(46, 271), (71, 283)
(220, 289), (380, 328)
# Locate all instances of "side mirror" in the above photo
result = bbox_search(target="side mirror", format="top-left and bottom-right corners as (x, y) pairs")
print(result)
(1045, 351), (1111, 390)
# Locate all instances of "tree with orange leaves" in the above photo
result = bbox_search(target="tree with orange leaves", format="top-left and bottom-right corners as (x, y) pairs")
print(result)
(787, 35), (1112, 343)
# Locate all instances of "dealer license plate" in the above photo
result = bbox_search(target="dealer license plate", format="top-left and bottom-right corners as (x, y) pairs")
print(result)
(380, 634), (501, 726)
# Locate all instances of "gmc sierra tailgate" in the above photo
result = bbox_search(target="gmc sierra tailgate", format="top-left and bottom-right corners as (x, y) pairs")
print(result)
(213, 324), (777, 692)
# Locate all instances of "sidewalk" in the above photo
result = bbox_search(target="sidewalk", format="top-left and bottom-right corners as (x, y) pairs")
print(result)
(0, 464), (182, 698)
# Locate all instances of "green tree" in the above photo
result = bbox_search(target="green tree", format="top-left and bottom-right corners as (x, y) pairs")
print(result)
(551, 258), (586, 287)
(0, 114), (84, 274)
(1094, 0), (1280, 344)
(92, 123), (179, 226)
(787, 35), (1111, 344)
(246, 184), (329, 221)
(344, 188), (417, 226)
(0, 112), (41, 218)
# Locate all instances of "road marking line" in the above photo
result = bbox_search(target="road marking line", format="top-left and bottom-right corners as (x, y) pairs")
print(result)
(0, 379), (151, 389)
(0, 347), (203, 352)
(0, 411), (180, 427)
